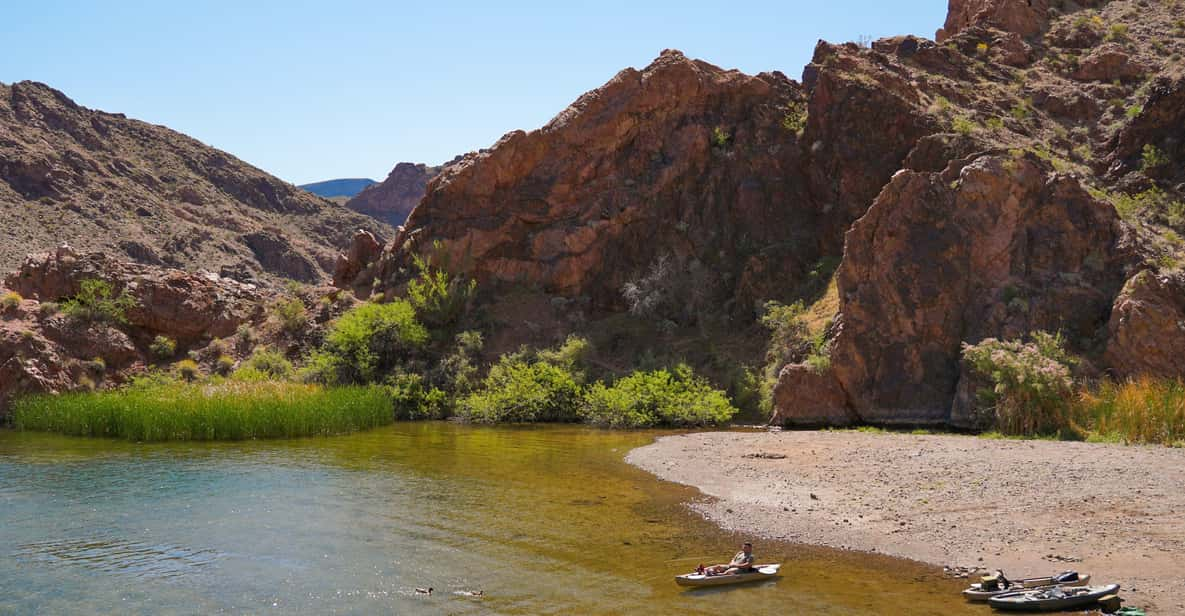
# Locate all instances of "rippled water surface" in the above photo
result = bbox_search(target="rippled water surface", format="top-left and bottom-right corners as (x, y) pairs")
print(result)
(0, 424), (978, 614)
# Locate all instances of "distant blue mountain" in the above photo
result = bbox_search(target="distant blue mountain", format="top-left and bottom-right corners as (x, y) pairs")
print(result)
(298, 178), (377, 199)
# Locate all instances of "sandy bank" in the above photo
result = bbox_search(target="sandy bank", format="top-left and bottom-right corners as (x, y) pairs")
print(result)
(628, 430), (1185, 612)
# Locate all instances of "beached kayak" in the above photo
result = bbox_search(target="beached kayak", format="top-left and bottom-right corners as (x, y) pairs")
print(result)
(962, 571), (1090, 601)
(987, 583), (1120, 612)
(675, 564), (781, 587)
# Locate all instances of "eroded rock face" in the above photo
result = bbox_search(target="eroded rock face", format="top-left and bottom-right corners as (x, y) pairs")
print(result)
(936, 0), (1051, 42)
(370, 49), (936, 320)
(345, 162), (443, 226)
(779, 154), (1134, 425)
(1104, 270), (1185, 379)
(5, 248), (264, 344)
(0, 249), (274, 415)
(1107, 71), (1185, 181)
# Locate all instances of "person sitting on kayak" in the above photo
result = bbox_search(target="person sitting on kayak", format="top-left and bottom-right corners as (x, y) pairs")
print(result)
(702, 541), (754, 575)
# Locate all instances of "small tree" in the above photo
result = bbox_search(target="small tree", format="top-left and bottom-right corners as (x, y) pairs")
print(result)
(407, 250), (476, 331)
(61, 279), (136, 324)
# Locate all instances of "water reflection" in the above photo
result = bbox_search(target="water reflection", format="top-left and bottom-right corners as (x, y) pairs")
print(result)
(0, 424), (978, 615)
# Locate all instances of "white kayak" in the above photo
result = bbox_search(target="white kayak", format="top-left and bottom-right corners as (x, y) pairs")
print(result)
(962, 571), (1090, 601)
(675, 564), (781, 587)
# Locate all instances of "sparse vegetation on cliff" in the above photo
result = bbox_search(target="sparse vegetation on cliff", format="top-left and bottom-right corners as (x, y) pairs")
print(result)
(61, 279), (135, 324)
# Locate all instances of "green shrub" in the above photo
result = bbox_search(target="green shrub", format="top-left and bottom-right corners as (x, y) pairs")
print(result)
(1105, 23), (1129, 42)
(961, 331), (1076, 435)
(457, 355), (584, 423)
(975, 42), (989, 57)
(952, 116), (977, 135)
(387, 373), (449, 420)
(214, 355), (236, 376)
(1142, 144), (1170, 170)
(407, 250), (476, 330)
(1, 291), (22, 311)
(175, 359), (201, 382)
(237, 347), (293, 380)
(1125, 104), (1144, 119)
(149, 335), (177, 358)
(318, 300), (429, 384)
(61, 279), (135, 324)
(985, 116), (1005, 131)
(1009, 99), (1032, 121)
(37, 301), (59, 317)
(12, 382), (392, 441)
(782, 100), (808, 134)
(711, 126), (731, 148)
(429, 330), (484, 395)
(581, 365), (737, 428)
(272, 298), (308, 334)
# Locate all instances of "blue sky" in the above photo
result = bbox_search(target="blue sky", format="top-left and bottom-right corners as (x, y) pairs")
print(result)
(1, 1), (946, 185)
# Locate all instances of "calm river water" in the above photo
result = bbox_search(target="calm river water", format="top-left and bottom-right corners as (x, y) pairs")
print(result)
(0, 423), (978, 614)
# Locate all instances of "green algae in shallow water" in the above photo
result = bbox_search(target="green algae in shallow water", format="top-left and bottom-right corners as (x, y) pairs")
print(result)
(0, 424), (980, 615)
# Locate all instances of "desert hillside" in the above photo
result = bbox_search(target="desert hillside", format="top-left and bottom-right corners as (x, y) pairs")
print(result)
(0, 81), (392, 283)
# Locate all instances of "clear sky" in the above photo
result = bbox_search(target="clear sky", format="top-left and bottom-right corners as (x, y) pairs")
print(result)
(1, 1), (946, 185)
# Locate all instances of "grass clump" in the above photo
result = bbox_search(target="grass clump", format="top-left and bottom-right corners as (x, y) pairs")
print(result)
(175, 359), (201, 382)
(61, 279), (135, 324)
(581, 365), (737, 428)
(1, 290), (22, 311)
(1074, 377), (1185, 445)
(12, 381), (392, 441)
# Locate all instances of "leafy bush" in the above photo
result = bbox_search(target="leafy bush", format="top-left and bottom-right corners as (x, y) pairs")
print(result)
(760, 300), (810, 378)
(317, 300), (429, 384)
(175, 359), (201, 382)
(581, 365), (737, 428)
(961, 332), (1076, 435)
(1, 291), (22, 311)
(782, 100), (808, 134)
(272, 298), (308, 334)
(457, 357), (584, 423)
(1105, 23), (1129, 42)
(61, 279), (135, 324)
(711, 126), (731, 148)
(427, 330), (484, 395)
(407, 250), (476, 331)
(149, 335), (177, 358)
(214, 355), (236, 376)
(37, 301), (59, 317)
(12, 382), (393, 441)
(236, 347), (293, 380)
(387, 373), (449, 420)
(952, 116), (977, 135)
(1142, 144), (1170, 170)
(975, 42), (989, 57)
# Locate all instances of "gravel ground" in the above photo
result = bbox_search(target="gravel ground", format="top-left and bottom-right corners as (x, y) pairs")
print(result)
(628, 429), (1185, 613)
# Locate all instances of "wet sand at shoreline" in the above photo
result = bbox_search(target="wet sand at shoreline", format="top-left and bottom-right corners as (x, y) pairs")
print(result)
(629, 429), (1185, 613)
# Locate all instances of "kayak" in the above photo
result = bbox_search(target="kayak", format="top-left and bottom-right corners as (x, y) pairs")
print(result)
(675, 564), (781, 587)
(962, 571), (1090, 601)
(987, 583), (1121, 612)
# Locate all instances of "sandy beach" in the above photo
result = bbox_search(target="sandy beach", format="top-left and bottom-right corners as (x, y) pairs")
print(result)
(628, 430), (1185, 612)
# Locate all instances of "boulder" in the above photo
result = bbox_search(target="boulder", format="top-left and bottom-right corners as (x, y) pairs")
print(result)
(771, 363), (854, 426)
(1071, 44), (1150, 83)
(1103, 270), (1185, 379)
